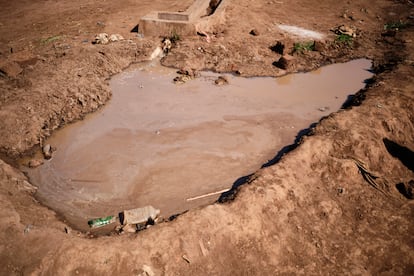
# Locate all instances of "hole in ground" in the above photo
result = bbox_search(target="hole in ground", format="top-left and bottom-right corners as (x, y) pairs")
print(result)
(23, 59), (373, 234)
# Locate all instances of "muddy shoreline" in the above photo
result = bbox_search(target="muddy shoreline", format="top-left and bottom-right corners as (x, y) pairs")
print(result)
(0, 0), (413, 274)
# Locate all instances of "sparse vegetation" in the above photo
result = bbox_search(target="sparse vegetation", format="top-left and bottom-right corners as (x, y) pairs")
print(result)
(384, 20), (407, 30)
(40, 35), (63, 44)
(169, 30), (180, 43)
(293, 41), (315, 53)
(335, 33), (353, 45)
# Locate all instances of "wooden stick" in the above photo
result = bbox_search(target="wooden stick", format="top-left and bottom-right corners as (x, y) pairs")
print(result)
(186, 188), (231, 201)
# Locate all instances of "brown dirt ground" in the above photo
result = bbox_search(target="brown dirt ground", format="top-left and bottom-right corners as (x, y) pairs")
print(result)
(0, 0), (413, 274)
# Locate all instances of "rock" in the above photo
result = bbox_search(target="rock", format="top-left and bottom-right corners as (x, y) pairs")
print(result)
(177, 68), (198, 78)
(0, 61), (23, 78)
(313, 41), (327, 52)
(108, 34), (124, 42)
(93, 33), (109, 44)
(214, 76), (228, 86)
(24, 224), (33, 234)
(42, 144), (53, 159)
(173, 75), (192, 84)
(249, 29), (259, 36)
(333, 25), (357, 37)
(273, 54), (296, 70)
(28, 159), (44, 168)
(64, 226), (72, 234)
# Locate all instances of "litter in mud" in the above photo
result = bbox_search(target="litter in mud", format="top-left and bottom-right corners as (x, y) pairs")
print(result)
(88, 215), (117, 228)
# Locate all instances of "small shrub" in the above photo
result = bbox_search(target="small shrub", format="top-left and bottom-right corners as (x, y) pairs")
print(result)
(335, 34), (353, 45)
(384, 21), (407, 30)
(293, 41), (315, 53)
(169, 31), (180, 43)
(41, 35), (62, 44)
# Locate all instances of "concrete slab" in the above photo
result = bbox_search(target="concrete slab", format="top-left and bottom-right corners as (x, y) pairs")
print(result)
(138, 0), (226, 37)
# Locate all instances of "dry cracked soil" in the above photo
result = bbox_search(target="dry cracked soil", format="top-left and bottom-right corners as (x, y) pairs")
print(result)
(0, 0), (413, 275)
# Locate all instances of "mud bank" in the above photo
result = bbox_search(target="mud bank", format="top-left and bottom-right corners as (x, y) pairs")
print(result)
(25, 59), (373, 232)
(0, 0), (413, 274)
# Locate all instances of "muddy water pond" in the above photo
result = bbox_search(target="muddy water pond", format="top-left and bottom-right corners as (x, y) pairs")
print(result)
(26, 59), (373, 232)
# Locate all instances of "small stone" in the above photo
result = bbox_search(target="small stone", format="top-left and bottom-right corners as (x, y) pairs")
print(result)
(313, 41), (327, 52)
(214, 76), (228, 86)
(28, 159), (44, 168)
(177, 68), (198, 78)
(64, 226), (72, 234)
(249, 29), (259, 36)
(334, 25), (357, 37)
(0, 61), (23, 78)
(24, 224), (33, 234)
(173, 75), (191, 84)
(273, 54), (296, 70)
(318, 106), (330, 112)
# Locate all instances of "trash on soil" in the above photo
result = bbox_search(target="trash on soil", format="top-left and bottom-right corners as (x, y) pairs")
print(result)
(109, 34), (124, 42)
(88, 215), (117, 228)
(150, 46), (163, 60)
(93, 33), (109, 44)
(162, 38), (172, 53)
(42, 144), (54, 159)
(119, 205), (160, 226)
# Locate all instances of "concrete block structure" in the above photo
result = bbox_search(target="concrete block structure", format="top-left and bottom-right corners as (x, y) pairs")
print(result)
(138, 0), (226, 37)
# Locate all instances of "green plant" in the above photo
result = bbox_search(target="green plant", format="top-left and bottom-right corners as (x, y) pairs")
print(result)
(335, 33), (353, 45)
(169, 30), (180, 43)
(384, 21), (407, 30)
(41, 35), (63, 44)
(293, 41), (315, 53)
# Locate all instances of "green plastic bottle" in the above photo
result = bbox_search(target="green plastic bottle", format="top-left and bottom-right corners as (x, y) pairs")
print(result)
(88, 215), (117, 228)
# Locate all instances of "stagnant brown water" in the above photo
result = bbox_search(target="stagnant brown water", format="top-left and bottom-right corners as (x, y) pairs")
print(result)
(25, 59), (373, 232)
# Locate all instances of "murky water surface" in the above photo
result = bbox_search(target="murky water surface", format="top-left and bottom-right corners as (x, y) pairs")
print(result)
(26, 59), (373, 231)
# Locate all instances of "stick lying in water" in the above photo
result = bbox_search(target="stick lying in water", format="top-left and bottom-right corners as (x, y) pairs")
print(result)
(186, 188), (231, 201)
(69, 178), (102, 183)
